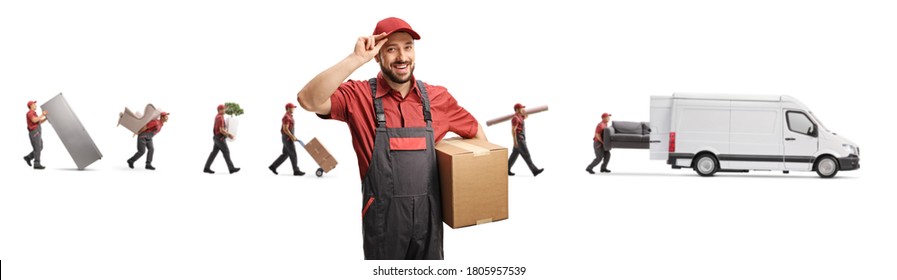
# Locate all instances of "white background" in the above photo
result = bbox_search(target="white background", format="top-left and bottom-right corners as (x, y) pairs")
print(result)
(1, 0), (895, 279)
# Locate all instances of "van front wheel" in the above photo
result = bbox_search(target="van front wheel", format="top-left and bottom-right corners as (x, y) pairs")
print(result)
(694, 154), (719, 177)
(815, 156), (839, 178)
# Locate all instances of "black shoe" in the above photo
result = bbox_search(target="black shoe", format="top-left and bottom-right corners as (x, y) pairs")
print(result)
(127, 160), (135, 169)
(204, 169), (215, 174)
(145, 164), (156, 170)
(229, 168), (241, 174)
(586, 168), (595, 174)
(24, 156), (32, 167)
(600, 169), (611, 173)
(269, 166), (278, 175)
(508, 171), (515, 176)
(294, 170), (305, 176)
(534, 168), (545, 177)
(34, 164), (46, 170)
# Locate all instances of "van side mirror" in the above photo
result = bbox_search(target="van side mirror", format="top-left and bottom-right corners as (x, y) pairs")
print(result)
(809, 125), (818, 137)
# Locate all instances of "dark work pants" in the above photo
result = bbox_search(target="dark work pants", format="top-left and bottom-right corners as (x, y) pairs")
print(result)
(270, 136), (300, 172)
(587, 141), (611, 171)
(509, 135), (539, 174)
(128, 133), (154, 164)
(204, 135), (235, 170)
(25, 128), (43, 165)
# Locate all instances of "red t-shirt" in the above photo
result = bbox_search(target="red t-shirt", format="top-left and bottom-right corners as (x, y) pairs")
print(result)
(214, 113), (225, 136)
(319, 73), (479, 179)
(26, 110), (39, 131)
(282, 112), (294, 135)
(594, 122), (608, 142)
(511, 114), (524, 135)
(144, 119), (163, 134)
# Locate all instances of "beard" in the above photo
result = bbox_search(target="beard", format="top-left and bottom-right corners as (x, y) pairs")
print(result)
(379, 61), (414, 84)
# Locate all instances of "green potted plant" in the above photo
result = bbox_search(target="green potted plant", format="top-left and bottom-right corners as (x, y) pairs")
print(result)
(224, 102), (244, 142)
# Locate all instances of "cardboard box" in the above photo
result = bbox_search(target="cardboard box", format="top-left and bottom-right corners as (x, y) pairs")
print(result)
(302, 137), (338, 173)
(436, 138), (509, 229)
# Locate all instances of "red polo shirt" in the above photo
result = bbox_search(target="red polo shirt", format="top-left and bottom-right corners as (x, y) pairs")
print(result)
(214, 113), (225, 136)
(319, 73), (479, 179)
(511, 114), (524, 135)
(145, 119), (163, 134)
(282, 112), (294, 135)
(594, 122), (608, 142)
(26, 110), (39, 131)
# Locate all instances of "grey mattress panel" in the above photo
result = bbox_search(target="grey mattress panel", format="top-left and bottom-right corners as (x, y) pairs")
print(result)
(41, 93), (103, 170)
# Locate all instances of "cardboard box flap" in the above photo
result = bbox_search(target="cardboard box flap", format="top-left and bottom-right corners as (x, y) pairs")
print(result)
(437, 138), (504, 157)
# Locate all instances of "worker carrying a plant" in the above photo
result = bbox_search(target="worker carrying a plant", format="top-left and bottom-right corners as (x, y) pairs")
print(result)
(203, 104), (240, 174)
(269, 103), (305, 176)
(297, 17), (486, 260)
(23, 100), (48, 170)
(127, 112), (169, 170)
(508, 103), (544, 177)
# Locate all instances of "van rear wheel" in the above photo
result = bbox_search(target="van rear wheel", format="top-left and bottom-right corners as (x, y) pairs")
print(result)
(815, 156), (839, 178)
(694, 154), (719, 177)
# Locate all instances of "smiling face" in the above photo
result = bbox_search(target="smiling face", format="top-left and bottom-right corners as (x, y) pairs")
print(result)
(376, 32), (415, 85)
(30, 103), (37, 111)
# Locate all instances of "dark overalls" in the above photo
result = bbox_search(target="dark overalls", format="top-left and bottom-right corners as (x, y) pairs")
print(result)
(508, 116), (539, 174)
(361, 78), (443, 260)
(25, 124), (43, 166)
(270, 114), (300, 173)
(128, 129), (157, 165)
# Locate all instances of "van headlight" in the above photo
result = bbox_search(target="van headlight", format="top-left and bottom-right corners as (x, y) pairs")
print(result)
(842, 144), (858, 156)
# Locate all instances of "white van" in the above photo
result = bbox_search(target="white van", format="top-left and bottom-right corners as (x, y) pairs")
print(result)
(649, 93), (860, 178)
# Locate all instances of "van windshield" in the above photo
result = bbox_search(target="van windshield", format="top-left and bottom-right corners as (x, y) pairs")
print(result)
(809, 112), (831, 133)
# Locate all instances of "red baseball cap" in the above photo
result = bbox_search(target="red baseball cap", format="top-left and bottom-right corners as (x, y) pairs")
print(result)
(602, 112), (612, 118)
(217, 104), (226, 110)
(285, 103), (297, 109)
(27, 100), (37, 108)
(374, 17), (420, 40)
(160, 112), (169, 117)
(514, 103), (525, 110)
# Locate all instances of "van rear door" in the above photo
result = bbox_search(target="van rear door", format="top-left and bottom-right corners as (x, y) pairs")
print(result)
(650, 96), (673, 160)
(783, 110), (818, 171)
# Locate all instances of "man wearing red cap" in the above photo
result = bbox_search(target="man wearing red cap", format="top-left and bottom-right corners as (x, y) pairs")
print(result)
(203, 104), (240, 174)
(587, 113), (612, 174)
(23, 100), (49, 170)
(508, 103), (544, 177)
(297, 17), (486, 260)
(269, 103), (304, 176)
(127, 112), (169, 170)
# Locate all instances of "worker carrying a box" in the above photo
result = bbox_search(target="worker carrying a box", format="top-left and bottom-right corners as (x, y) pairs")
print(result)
(269, 103), (305, 176)
(23, 100), (49, 170)
(508, 103), (545, 177)
(127, 112), (169, 170)
(586, 113), (612, 174)
(203, 104), (240, 174)
(297, 17), (487, 260)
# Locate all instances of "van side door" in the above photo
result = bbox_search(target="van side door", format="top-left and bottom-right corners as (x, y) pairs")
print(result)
(783, 110), (818, 171)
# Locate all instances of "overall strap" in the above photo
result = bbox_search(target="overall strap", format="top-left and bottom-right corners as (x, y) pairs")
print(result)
(416, 80), (432, 127)
(369, 78), (386, 127)
(370, 78), (433, 128)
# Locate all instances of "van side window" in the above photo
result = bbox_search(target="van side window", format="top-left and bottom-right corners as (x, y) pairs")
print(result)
(787, 111), (815, 136)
